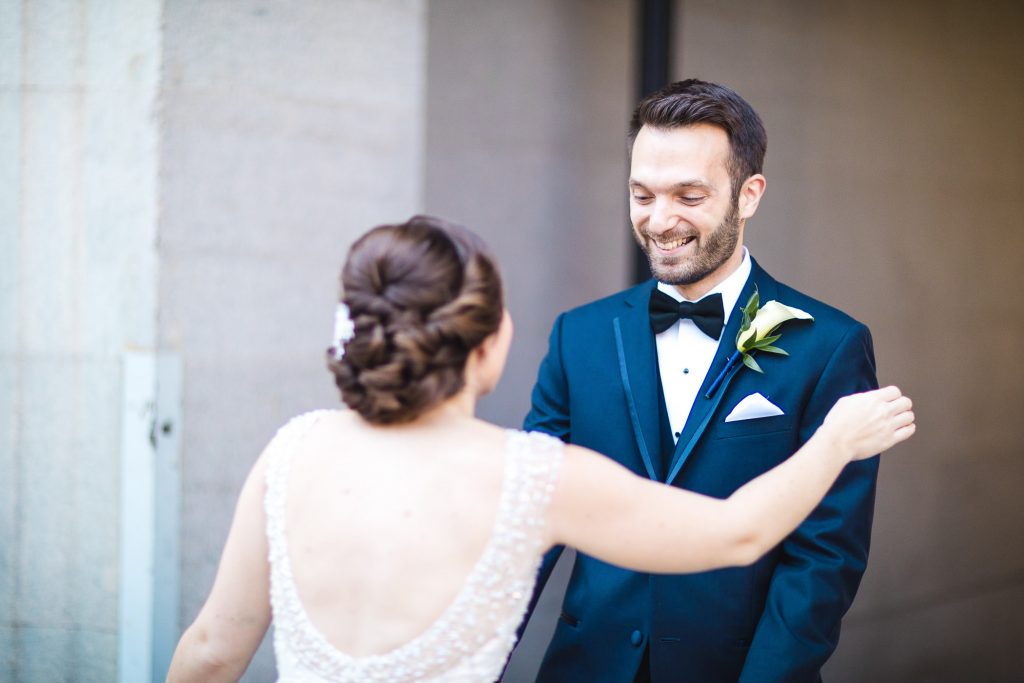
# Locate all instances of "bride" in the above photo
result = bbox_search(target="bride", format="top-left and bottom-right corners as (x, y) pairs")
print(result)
(167, 215), (914, 682)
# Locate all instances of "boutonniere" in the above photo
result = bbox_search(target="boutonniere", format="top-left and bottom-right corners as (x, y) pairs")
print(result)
(704, 289), (814, 398)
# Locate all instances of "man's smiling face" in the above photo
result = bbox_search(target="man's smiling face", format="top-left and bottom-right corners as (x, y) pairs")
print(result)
(629, 123), (745, 294)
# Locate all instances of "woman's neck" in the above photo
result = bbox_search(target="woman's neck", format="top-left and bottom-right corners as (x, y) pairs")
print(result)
(365, 387), (478, 433)
(426, 389), (477, 422)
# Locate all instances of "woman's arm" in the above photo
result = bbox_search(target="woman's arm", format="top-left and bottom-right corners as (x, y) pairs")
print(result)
(545, 387), (914, 574)
(166, 450), (273, 682)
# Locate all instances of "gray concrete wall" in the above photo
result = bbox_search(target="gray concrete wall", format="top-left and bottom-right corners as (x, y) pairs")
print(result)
(0, 1), (163, 680)
(424, 0), (635, 429)
(675, 1), (1024, 680)
(158, 1), (426, 679)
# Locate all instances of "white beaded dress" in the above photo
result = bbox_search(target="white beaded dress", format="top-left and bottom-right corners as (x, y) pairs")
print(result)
(263, 411), (564, 682)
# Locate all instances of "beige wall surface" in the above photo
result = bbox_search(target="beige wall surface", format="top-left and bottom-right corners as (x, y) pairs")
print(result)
(676, 0), (1024, 680)
(159, 1), (426, 679)
(424, 0), (634, 429)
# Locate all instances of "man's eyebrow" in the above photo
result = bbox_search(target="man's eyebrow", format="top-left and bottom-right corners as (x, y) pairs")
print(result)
(668, 180), (713, 192)
(628, 179), (714, 192)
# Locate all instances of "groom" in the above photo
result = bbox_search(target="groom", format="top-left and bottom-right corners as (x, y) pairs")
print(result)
(520, 80), (879, 682)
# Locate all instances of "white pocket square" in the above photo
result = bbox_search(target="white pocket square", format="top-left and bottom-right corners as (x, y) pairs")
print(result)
(724, 392), (785, 422)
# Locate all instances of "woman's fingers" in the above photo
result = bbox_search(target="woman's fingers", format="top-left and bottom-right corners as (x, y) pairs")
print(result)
(875, 385), (902, 402)
(888, 395), (912, 413)
(892, 423), (916, 444)
(884, 410), (916, 451)
(846, 386), (915, 455)
(897, 410), (915, 427)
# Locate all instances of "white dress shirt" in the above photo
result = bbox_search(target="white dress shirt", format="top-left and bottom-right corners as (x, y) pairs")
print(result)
(656, 248), (752, 443)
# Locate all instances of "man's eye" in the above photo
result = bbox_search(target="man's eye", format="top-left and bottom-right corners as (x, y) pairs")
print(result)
(632, 194), (652, 202)
(682, 196), (705, 203)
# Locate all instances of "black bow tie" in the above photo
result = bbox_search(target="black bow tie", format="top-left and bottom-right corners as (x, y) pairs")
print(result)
(648, 289), (725, 340)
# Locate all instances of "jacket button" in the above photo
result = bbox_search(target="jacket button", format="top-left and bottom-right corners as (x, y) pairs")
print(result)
(630, 629), (643, 647)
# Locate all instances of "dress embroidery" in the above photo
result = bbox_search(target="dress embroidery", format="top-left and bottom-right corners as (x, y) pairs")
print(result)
(263, 411), (564, 682)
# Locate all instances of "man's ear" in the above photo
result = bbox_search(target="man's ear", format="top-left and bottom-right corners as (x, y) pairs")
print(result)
(738, 174), (766, 220)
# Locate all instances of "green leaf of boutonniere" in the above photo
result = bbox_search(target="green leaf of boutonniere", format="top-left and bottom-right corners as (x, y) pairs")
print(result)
(753, 333), (782, 347)
(743, 290), (760, 318)
(756, 345), (789, 356)
(742, 353), (764, 373)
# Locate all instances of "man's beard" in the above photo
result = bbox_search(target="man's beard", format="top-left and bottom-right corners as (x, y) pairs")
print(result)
(634, 199), (741, 286)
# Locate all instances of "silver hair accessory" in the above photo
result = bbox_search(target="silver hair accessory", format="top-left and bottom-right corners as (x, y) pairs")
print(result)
(331, 303), (355, 360)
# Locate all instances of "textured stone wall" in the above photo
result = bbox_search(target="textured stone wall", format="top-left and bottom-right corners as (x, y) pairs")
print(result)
(0, 1), (163, 680)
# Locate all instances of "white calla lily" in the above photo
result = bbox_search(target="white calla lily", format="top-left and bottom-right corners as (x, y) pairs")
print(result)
(707, 291), (814, 394)
(737, 300), (813, 350)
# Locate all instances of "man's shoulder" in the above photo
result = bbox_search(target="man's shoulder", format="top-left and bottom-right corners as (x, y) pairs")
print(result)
(764, 271), (870, 342)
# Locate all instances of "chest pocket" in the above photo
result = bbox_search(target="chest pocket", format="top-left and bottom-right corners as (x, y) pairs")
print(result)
(713, 414), (795, 440)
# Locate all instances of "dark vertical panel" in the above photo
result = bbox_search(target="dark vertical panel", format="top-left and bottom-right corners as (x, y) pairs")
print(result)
(632, 0), (675, 283)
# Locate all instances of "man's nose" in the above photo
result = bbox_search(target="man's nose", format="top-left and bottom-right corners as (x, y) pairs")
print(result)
(647, 199), (678, 235)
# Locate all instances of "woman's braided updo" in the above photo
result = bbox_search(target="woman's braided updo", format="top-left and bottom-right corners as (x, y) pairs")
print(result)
(326, 215), (504, 424)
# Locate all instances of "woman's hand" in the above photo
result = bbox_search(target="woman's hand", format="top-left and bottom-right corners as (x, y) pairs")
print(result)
(821, 386), (915, 461)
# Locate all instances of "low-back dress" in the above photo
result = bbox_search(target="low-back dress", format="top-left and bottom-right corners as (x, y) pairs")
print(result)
(262, 410), (564, 682)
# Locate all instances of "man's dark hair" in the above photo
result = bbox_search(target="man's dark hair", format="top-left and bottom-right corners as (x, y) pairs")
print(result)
(629, 79), (767, 194)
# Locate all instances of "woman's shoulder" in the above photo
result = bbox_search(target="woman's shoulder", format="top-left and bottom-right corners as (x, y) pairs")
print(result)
(274, 408), (337, 435)
(505, 430), (567, 485)
(283, 407), (337, 427)
(263, 408), (353, 457)
(510, 428), (567, 451)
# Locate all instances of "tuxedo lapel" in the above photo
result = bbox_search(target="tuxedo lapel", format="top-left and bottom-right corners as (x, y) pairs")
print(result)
(613, 281), (660, 481)
(665, 260), (780, 483)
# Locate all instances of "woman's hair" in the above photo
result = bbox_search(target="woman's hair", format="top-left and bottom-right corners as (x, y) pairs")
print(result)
(327, 215), (504, 424)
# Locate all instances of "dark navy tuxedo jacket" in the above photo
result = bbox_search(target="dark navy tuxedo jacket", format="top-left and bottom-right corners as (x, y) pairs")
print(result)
(522, 259), (879, 682)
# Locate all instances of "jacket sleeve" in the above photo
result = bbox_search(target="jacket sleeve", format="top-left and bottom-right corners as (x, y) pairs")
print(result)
(738, 323), (880, 683)
(515, 313), (571, 643)
(524, 312), (571, 440)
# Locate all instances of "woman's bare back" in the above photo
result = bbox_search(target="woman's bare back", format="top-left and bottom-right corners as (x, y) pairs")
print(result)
(279, 409), (518, 657)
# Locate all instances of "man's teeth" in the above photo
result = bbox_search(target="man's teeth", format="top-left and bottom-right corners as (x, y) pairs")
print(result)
(656, 236), (695, 249)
